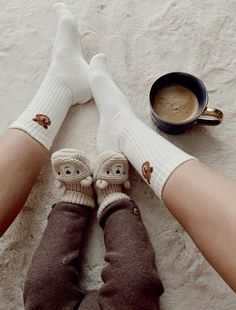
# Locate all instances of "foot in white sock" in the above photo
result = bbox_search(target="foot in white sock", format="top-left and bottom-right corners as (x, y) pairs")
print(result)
(90, 54), (136, 152)
(10, 3), (92, 149)
(89, 54), (196, 198)
(50, 3), (91, 104)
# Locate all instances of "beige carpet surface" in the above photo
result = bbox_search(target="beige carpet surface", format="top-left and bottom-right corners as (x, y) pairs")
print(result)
(0, 0), (236, 309)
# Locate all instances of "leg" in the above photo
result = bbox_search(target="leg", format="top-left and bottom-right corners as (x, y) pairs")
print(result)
(99, 200), (163, 310)
(89, 54), (236, 291)
(93, 152), (164, 310)
(163, 160), (236, 292)
(24, 203), (92, 310)
(24, 149), (95, 309)
(0, 130), (47, 236)
(0, 3), (92, 236)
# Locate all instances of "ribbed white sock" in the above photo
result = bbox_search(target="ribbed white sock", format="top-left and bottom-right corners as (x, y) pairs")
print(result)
(9, 3), (92, 150)
(89, 54), (196, 198)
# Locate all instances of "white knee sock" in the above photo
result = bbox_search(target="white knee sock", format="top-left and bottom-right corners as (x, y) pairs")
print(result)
(9, 3), (92, 150)
(89, 54), (196, 198)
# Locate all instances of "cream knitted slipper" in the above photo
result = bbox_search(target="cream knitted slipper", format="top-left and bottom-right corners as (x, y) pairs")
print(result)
(93, 151), (131, 221)
(51, 148), (95, 208)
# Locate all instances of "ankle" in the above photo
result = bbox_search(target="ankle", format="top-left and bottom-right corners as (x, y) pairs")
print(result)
(97, 192), (130, 222)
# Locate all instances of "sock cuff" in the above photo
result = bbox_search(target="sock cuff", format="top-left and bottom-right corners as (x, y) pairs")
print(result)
(158, 157), (197, 198)
(97, 192), (130, 222)
(9, 77), (72, 150)
(118, 116), (197, 200)
(62, 190), (95, 208)
(9, 117), (52, 150)
(96, 183), (122, 204)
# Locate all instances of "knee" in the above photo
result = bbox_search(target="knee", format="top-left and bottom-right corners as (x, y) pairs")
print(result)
(125, 264), (164, 297)
(101, 259), (164, 297)
(136, 268), (164, 297)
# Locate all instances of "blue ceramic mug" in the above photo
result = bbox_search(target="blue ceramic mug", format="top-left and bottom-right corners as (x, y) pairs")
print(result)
(149, 72), (223, 134)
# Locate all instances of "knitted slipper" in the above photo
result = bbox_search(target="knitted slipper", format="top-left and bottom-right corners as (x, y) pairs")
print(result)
(51, 148), (95, 207)
(93, 151), (131, 221)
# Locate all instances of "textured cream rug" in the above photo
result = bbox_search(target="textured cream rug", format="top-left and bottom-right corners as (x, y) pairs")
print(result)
(0, 0), (236, 309)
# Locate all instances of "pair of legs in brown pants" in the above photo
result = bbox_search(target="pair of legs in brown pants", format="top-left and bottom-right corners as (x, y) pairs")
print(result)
(24, 200), (164, 310)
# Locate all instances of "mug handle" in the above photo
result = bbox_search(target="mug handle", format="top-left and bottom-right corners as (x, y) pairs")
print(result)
(197, 107), (223, 126)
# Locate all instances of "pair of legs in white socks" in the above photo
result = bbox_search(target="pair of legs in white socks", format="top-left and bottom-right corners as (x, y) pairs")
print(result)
(9, 3), (194, 198)
(5, 3), (236, 294)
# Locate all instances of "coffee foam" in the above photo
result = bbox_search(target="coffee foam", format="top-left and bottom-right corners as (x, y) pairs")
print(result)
(153, 84), (199, 123)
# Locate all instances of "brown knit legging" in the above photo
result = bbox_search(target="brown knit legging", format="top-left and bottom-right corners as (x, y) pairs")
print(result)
(24, 200), (164, 310)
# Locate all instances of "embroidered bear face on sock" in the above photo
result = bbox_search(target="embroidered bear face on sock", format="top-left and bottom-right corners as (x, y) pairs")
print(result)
(142, 161), (153, 184)
(33, 114), (51, 129)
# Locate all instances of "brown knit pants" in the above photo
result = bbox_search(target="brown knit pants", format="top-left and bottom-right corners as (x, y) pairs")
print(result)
(24, 200), (164, 310)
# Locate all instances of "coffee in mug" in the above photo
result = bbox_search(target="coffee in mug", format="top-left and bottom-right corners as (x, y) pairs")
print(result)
(152, 84), (199, 123)
(149, 72), (224, 134)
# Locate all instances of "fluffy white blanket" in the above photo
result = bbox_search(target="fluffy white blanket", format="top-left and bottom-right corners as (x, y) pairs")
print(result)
(0, 0), (236, 309)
